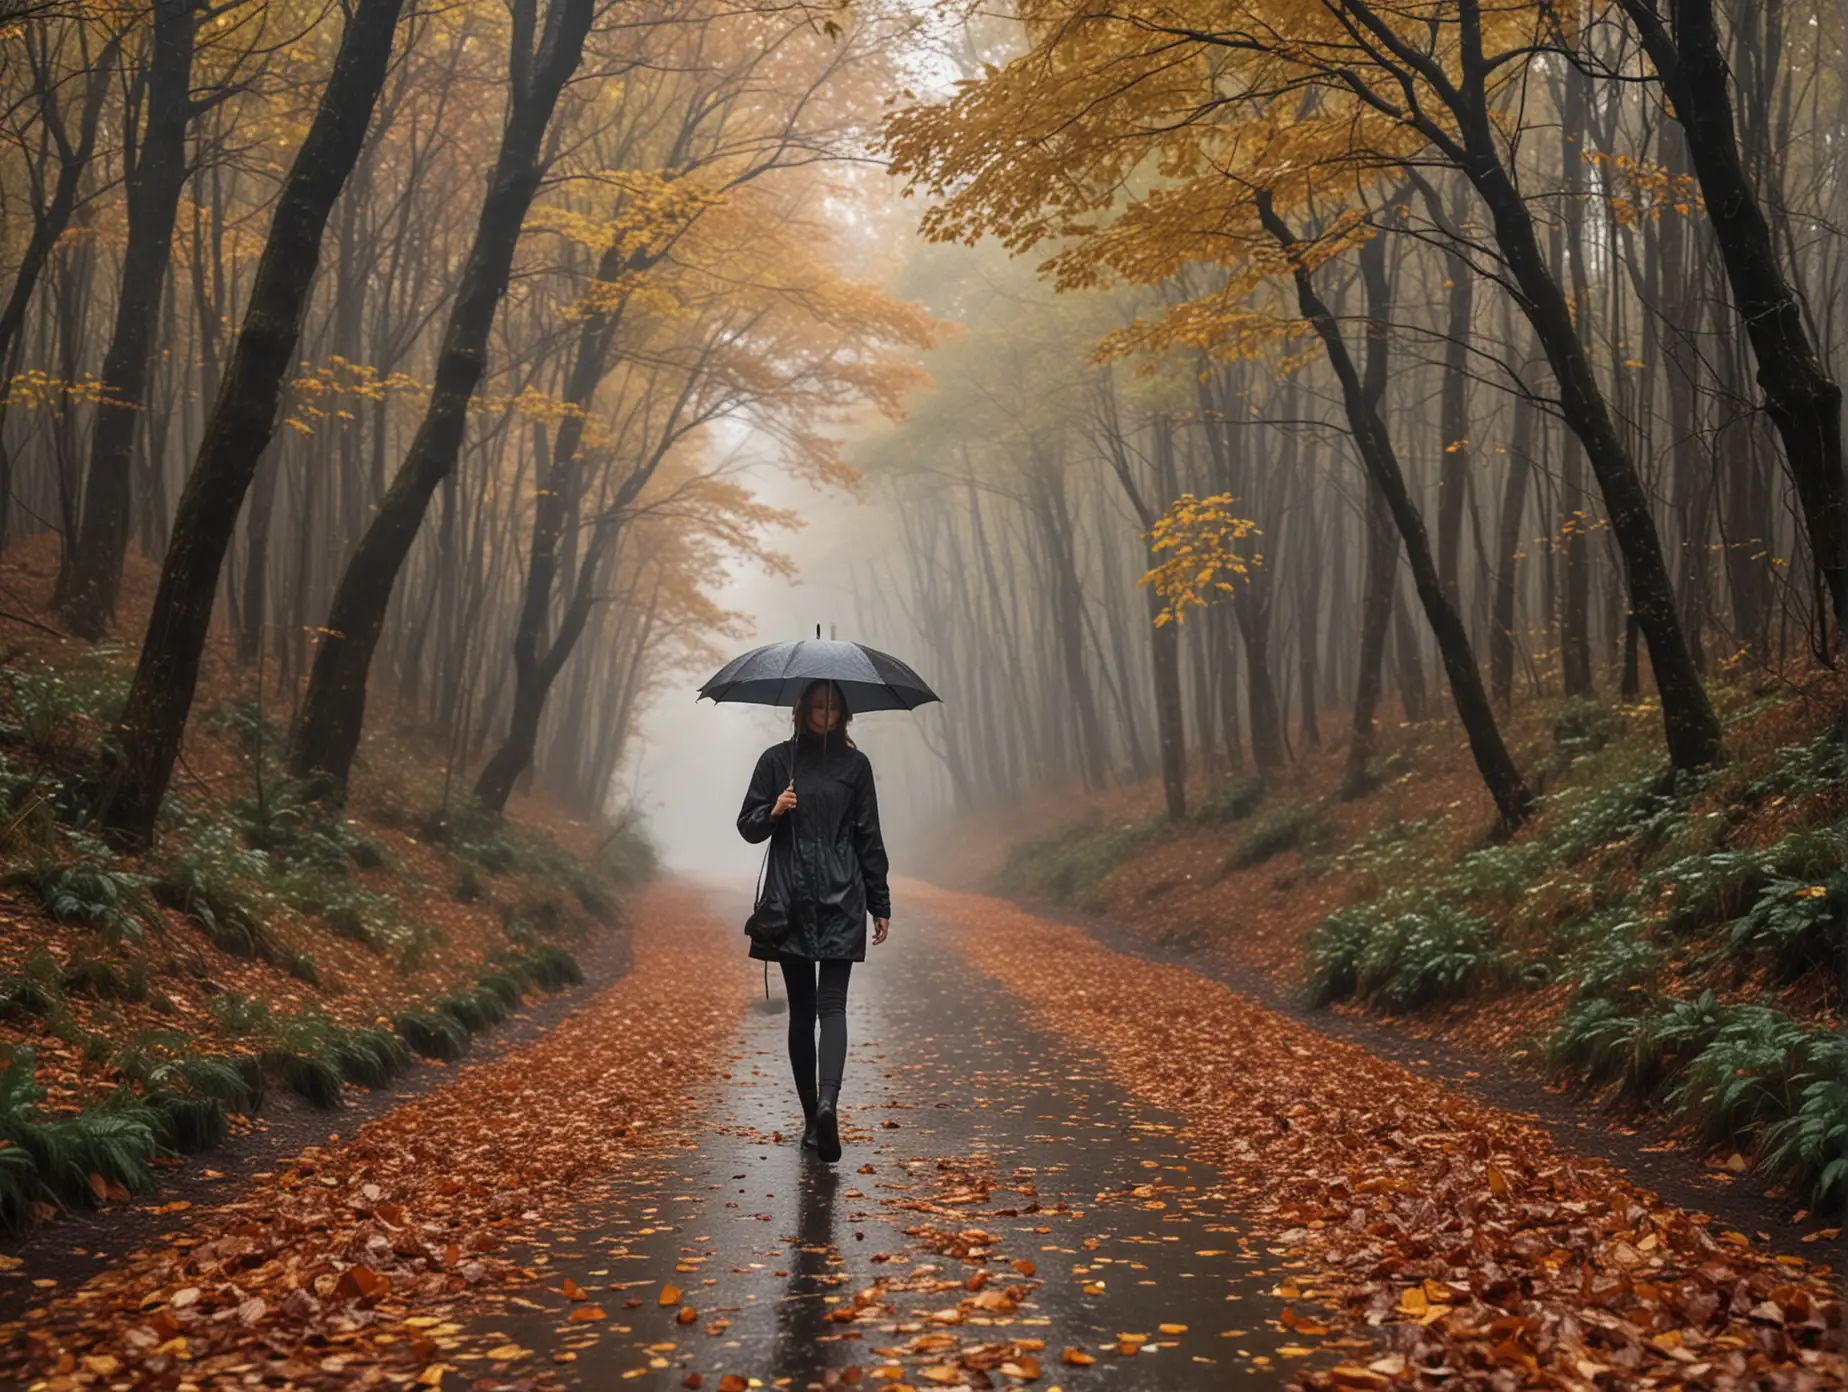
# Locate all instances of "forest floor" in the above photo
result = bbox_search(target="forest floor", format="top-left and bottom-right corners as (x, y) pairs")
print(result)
(0, 533), (648, 1264)
(925, 669), (1847, 1240)
(2, 878), (1838, 1391)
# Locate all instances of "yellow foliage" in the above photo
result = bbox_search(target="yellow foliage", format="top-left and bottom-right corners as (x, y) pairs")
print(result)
(1140, 492), (1262, 626)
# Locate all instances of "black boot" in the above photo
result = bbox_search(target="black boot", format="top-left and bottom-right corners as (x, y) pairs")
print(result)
(797, 1081), (820, 1150)
(814, 1083), (842, 1164)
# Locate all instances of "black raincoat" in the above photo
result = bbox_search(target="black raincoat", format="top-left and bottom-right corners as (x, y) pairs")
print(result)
(737, 730), (890, 962)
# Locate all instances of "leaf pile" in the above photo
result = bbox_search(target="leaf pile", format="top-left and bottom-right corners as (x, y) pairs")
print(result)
(0, 884), (740, 1390)
(916, 884), (1844, 1390)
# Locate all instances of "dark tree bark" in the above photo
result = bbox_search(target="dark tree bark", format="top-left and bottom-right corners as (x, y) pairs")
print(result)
(1619, 0), (1848, 648)
(472, 224), (689, 813)
(236, 436), (282, 665)
(1024, 444), (1110, 791)
(1656, 128), (1712, 670)
(1100, 392), (1186, 818)
(1391, 577), (1429, 721)
(1554, 58), (1596, 697)
(1197, 370), (1286, 772)
(59, 0), (199, 637)
(474, 518), (617, 810)
(0, 30), (121, 405)
(1287, 386), (1322, 748)
(96, 0), (408, 848)
(1348, 480), (1399, 798)
(1492, 384), (1535, 712)
(1432, 185), (1473, 616)
(1320, 0), (1722, 768)
(1260, 192), (1534, 828)
(290, 0), (598, 794)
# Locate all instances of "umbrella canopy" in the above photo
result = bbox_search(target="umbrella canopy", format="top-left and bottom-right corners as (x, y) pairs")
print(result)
(697, 638), (939, 713)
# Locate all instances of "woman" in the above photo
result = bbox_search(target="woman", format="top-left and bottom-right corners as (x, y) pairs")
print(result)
(737, 679), (890, 1164)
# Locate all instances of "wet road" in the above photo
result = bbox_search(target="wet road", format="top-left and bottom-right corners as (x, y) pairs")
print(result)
(457, 892), (1321, 1389)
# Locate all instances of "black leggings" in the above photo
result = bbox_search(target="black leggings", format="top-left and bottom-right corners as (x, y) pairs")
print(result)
(780, 958), (852, 1108)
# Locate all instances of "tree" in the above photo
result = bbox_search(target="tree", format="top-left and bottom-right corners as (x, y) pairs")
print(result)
(289, 0), (599, 795)
(58, 0), (201, 635)
(887, 0), (1724, 772)
(1615, 0), (1848, 652)
(94, 0), (410, 848)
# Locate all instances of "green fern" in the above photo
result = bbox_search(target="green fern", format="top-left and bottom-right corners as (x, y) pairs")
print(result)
(1227, 804), (1330, 872)
(154, 821), (275, 960)
(1761, 1076), (1848, 1208)
(1667, 1011), (1841, 1153)
(332, 1029), (411, 1088)
(1192, 777), (1266, 826)
(3, 850), (157, 943)
(1729, 867), (1846, 984)
(394, 1008), (469, 1062)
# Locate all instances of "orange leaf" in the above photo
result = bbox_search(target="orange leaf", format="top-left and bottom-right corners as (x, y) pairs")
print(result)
(1011, 1258), (1036, 1277)
(660, 1284), (682, 1307)
(562, 1278), (588, 1301)
(569, 1305), (607, 1322)
(335, 1265), (387, 1303)
(718, 1377), (748, 1392)
(678, 1306), (698, 1325)
(1062, 1347), (1095, 1366)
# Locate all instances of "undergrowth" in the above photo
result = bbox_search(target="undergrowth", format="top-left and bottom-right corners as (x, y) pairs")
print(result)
(0, 938), (583, 1232)
(995, 812), (1167, 907)
(1293, 699), (1846, 1209)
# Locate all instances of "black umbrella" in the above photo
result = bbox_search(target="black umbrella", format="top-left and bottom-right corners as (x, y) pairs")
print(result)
(697, 631), (939, 712)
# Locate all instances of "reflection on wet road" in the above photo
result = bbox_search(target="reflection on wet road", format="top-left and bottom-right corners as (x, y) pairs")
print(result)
(460, 894), (1315, 1389)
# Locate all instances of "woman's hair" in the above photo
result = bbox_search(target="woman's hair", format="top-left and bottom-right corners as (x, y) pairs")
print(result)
(793, 680), (854, 746)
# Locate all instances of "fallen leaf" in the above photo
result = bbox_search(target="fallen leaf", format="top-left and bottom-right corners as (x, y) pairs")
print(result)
(569, 1305), (607, 1322)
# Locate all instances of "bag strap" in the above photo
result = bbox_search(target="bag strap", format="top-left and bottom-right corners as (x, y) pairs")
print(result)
(752, 737), (798, 911)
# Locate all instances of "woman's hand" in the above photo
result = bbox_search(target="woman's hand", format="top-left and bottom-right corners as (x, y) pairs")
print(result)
(873, 917), (889, 946)
(772, 782), (797, 818)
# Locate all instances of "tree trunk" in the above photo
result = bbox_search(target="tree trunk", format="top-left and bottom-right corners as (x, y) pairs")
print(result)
(0, 33), (120, 390)
(1026, 448), (1110, 790)
(236, 436), (282, 664)
(1622, 0), (1848, 646)
(1348, 480), (1399, 799)
(1261, 192), (1534, 828)
(1445, 46), (1722, 769)
(1391, 579), (1428, 722)
(59, 0), (198, 637)
(1436, 208), (1472, 615)
(1558, 60), (1596, 696)
(290, 0), (597, 794)
(96, 0), (407, 847)
(1196, 371), (1285, 771)
(1492, 385), (1535, 711)
(474, 519), (616, 812)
